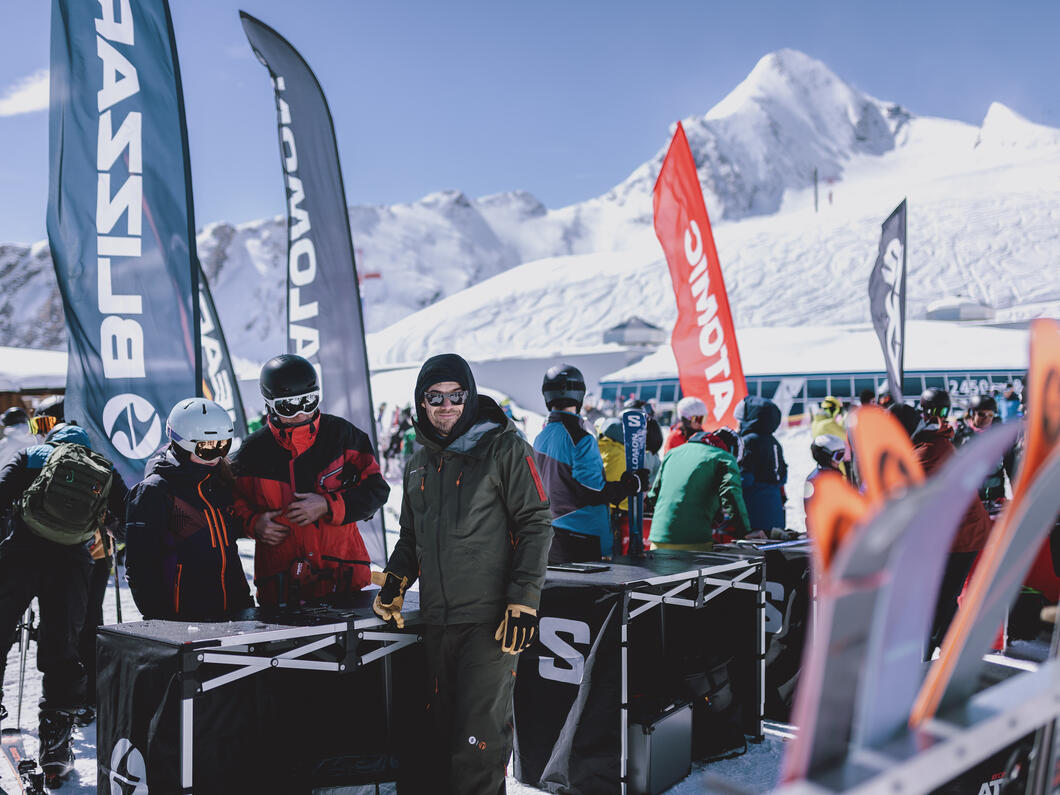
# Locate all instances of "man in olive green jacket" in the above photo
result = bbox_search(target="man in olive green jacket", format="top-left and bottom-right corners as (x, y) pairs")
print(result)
(373, 353), (552, 795)
(648, 431), (750, 551)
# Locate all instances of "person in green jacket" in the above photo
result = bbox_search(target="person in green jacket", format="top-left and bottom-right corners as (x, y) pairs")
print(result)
(647, 430), (750, 551)
(372, 353), (552, 795)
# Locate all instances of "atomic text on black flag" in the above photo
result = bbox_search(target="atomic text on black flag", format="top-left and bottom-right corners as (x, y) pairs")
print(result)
(868, 200), (908, 400)
(47, 0), (200, 485)
(241, 13), (386, 564)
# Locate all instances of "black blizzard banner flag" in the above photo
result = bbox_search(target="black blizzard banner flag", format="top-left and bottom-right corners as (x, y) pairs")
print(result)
(199, 264), (248, 445)
(241, 13), (386, 563)
(47, 0), (200, 485)
(868, 200), (907, 400)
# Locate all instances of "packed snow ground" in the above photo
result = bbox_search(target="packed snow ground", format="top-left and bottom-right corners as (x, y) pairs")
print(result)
(0, 421), (814, 794)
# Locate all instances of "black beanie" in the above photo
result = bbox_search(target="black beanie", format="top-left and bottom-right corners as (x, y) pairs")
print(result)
(414, 353), (479, 447)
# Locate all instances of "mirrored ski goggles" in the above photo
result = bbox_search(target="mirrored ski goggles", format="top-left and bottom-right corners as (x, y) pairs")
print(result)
(194, 439), (232, 461)
(828, 448), (845, 463)
(925, 405), (950, 418)
(31, 415), (58, 435)
(423, 389), (469, 407)
(265, 390), (321, 418)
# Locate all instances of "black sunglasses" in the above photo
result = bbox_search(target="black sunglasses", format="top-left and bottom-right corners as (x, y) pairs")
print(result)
(424, 390), (469, 407)
(266, 391), (321, 418)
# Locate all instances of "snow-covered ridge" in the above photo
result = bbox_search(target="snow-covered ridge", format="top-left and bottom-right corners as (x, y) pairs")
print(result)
(2, 49), (1058, 369)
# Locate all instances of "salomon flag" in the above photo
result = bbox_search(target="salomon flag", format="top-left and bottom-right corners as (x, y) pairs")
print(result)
(653, 122), (747, 429)
(868, 200), (907, 400)
(199, 265), (248, 446)
(47, 0), (199, 485)
(241, 13), (386, 564)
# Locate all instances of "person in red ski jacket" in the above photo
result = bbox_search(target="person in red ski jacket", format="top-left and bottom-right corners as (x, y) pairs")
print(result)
(232, 354), (390, 607)
(663, 396), (708, 454)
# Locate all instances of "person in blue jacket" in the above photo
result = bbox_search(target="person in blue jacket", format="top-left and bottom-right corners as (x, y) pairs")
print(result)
(533, 364), (647, 563)
(125, 398), (252, 621)
(735, 395), (788, 533)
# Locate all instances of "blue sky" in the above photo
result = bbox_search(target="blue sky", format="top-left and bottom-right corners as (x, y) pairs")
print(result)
(1, 0), (1057, 243)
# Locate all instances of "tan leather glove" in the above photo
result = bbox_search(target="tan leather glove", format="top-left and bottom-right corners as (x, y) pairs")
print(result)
(371, 570), (409, 629)
(494, 604), (538, 654)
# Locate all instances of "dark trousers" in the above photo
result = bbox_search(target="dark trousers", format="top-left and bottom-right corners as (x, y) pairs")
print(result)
(78, 555), (112, 706)
(421, 623), (517, 795)
(928, 550), (979, 656)
(548, 528), (602, 565)
(0, 528), (91, 709)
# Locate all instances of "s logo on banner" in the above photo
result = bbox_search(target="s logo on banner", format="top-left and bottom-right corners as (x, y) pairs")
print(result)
(102, 394), (162, 459)
(538, 617), (591, 685)
(109, 738), (148, 794)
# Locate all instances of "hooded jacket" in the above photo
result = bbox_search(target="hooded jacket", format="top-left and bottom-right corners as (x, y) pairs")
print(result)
(385, 356), (552, 625)
(125, 447), (252, 619)
(232, 411), (390, 606)
(736, 396), (788, 531)
(0, 424), (128, 554)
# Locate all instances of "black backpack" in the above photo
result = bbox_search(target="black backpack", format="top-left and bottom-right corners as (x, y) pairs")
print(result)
(20, 442), (114, 545)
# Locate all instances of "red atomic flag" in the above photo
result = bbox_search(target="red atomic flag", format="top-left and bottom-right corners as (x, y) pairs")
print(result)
(653, 122), (747, 429)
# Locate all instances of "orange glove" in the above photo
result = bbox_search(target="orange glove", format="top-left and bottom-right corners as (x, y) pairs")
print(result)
(494, 604), (538, 654)
(371, 570), (409, 629)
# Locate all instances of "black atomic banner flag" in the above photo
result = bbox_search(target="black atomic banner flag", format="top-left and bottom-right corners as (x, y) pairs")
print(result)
(868, 200), (908, 400)
(198, 265), (248, 446)
(241, 13), (386, 564)
(47, 0), (200, 486)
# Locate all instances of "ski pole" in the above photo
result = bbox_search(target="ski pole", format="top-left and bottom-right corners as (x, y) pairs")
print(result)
(110, 535), (123, 624)
(16, 607), (33, 728)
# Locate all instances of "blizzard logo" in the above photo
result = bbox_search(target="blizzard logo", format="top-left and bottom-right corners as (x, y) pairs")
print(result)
(198, 287), (237, 423)
(880, 237), (904, 373)
(103, 393), (162, 459)
(109, 737), (148, 793)
(684, 220), (734, 421)
(94, 0), (147, 381)
(273, 75), (324, 388)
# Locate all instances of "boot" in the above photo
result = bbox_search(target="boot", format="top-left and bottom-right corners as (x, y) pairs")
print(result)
(39, 709), (75, 780)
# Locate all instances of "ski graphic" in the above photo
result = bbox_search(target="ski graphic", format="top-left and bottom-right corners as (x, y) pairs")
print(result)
(621, 408), (648, 557)
(783, 406), (924, 781)
(1, 730), (44, 795)
(912, 318), (1060, 726)
(853, 421), (1022, 749)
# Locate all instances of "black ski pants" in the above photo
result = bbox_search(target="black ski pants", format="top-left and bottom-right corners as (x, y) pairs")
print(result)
(0, 527), (91, 709)
(928, 549), (979, 657)
(421, 623), (517, 795)
(78, 555), (112, 705)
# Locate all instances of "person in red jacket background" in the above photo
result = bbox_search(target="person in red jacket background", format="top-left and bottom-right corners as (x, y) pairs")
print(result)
(891, 389), (992, 658)
(232, 354), (390, 607)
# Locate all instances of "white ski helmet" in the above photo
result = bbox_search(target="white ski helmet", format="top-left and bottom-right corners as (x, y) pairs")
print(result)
(166, 398), (235, 459)
(676, 396), (708, 420)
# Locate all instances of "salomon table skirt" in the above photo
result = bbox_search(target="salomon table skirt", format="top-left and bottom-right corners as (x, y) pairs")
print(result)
(513, 550), (768, 795)
(96, 592), (424, 794)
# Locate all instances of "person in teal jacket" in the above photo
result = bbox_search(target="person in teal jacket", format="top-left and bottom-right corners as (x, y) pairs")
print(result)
(647, 431), (750, 551)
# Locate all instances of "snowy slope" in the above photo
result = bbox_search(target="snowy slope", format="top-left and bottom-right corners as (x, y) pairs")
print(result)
(6, 49), (1059, 368)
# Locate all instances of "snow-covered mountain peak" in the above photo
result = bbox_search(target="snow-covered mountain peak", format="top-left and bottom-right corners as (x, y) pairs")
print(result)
(975, 102), (1060, 150)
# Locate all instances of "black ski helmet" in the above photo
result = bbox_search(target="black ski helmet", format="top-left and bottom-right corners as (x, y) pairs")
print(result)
(260, 354), (319, 400)
(542, 364), (586, 410)
(35, 394), (64, 421)
(811, 434), (845, 469)
(969, 394), (997, 413)
(875, 383), (895, 408)
(1, 407), (29, 427)
(920, 387), (952, 416)
(889, 403), (921, 438)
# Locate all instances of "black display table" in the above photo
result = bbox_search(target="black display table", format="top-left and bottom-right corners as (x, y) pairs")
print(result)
(96, 592), (423, 794)
(513, 550), (768, 795)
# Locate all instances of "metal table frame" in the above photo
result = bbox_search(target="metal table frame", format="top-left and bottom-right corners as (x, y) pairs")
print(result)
(618, 555), (767, 795)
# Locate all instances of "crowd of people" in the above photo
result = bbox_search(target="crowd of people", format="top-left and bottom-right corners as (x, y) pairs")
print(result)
(0, 355), (1031, 792)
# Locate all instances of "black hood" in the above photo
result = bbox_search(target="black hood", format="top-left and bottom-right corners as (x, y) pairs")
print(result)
(413, 353), (480, 448)
(736, 395), (781, 436)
